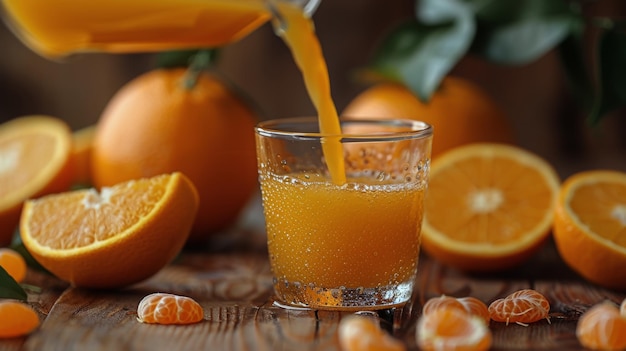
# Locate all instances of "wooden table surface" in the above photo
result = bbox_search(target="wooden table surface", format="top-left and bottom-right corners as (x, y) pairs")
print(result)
(2, 225), (625, 351)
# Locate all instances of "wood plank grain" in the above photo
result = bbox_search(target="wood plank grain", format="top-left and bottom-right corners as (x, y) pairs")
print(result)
(6, 240), (626, 351)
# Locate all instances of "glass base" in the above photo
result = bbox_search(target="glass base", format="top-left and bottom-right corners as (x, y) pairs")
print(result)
(272, 279), (414, 311)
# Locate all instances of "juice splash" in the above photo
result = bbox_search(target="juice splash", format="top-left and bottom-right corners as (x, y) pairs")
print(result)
(272, 4), (346, 184)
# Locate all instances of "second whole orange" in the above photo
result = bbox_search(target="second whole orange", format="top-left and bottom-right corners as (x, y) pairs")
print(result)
(91, 68), (259, 241)
(342, 77), (516, 158)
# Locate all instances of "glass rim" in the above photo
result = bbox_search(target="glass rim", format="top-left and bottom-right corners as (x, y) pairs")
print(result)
(255, 116), (433, 141)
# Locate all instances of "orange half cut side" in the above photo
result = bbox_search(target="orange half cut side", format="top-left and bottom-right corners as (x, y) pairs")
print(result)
(422, 143), (560, 272)
(553, 170), (626, 290)
(20, 172), (199, 288)
(0, 116), (73, 245)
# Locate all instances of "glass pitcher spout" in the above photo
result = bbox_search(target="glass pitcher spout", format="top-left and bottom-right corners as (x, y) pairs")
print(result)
(0, 0), (322, 58)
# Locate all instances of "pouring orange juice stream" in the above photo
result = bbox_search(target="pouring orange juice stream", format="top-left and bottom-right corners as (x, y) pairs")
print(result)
(271, 4), (346, 184)
(1, 0), (347, 184)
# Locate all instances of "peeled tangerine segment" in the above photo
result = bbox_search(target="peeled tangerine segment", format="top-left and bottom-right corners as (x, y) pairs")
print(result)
(338, 314), (405, 351)
(417, 307), (492, 351)
(576, 301), (626, 351)
(137, 293), (204, 325)
(488, 289), (550, 325)
(0, 301), (40, 338)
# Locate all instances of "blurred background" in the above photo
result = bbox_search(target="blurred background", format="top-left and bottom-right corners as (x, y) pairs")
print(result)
(0, 0), (624, 179)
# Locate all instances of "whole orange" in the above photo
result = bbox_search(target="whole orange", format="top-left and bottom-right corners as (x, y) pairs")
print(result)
(342, 77), (516, 158)
(91, 68), (259, 241)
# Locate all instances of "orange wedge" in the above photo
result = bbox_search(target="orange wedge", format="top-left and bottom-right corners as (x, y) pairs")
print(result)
(0, 116), (73, 245)
(422, 143), (560, 272)
(20, 172), (199, 289)
(553, 170), (626, 290)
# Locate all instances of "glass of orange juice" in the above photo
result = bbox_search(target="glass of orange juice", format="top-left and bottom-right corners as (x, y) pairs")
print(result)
(255, 117), (433, 310)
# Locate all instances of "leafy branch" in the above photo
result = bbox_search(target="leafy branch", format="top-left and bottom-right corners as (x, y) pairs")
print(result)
(367, 0), (626, 124)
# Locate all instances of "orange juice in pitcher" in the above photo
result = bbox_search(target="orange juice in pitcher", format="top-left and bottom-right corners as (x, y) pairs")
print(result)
(0, 0), (320, 58)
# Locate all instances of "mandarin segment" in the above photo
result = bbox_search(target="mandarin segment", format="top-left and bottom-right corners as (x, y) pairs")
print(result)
(338, 314), (405, 351)
(422, 143), (560, 272)
(458, 297), (490, 325)
(0, 301), (40, 338)
(576, 301), (626, 351)
(137, 293), (204, 325)
(0, 248), (27, 283)
(416, 306), (492, 351)
(488, 289), (550, 325)
(553, 170), (626, 290)
(422, 296), (466, 316)
(20, 172), (198, 288)
(423, 296), (490, 325)
(0, 116), (73, 245)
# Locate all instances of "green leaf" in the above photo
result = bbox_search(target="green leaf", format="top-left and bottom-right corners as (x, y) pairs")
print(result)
(155, 48), (219, 69)
(557, 18), (593, 112)
(589, 24), (626, 124)
(0, 266), (27, 301)
(369, 0), (475, 101)
(471, 0), (576, 64)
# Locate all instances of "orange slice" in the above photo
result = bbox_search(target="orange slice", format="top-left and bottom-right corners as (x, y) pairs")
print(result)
(20, 172), (199, 289)
(422, 143), (560, 272)
(0, 116), (73, 245)
(553, 170), (626, 290)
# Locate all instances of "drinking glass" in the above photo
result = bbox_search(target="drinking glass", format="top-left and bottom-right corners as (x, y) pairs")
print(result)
(255, 117), (433, 310)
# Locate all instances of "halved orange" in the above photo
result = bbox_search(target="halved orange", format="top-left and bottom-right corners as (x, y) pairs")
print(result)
(0, 116), (73, 245)
(422, 143), (560, 272)
(553, 170), (626, 291)
(20, 172), (199, 289)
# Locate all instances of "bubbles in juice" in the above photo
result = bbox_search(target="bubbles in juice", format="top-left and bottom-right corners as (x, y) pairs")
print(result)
(259, 172), (425, 309)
